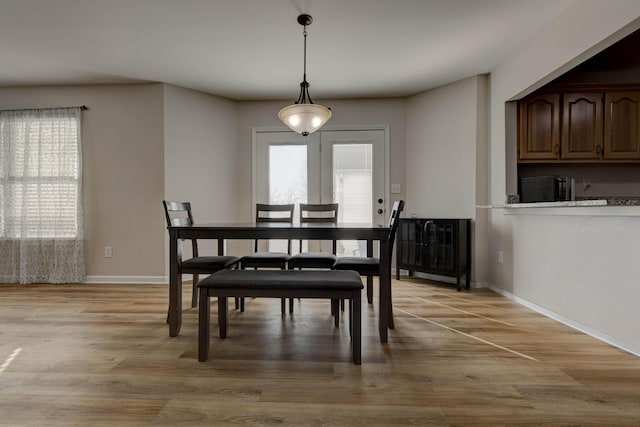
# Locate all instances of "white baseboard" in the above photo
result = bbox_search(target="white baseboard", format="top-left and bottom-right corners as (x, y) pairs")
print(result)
(399, 271), (485, 289)
(84, 276), (167, 284)
(488, 284), (640, 357)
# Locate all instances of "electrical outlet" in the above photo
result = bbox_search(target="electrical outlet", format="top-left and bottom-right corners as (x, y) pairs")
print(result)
(498, 251), (504, 264)
(391, 183), (401, 194)
(105, 246), (113, 258)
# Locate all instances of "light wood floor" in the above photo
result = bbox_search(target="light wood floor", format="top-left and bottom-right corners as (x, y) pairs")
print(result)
(1, 278), (639, 426)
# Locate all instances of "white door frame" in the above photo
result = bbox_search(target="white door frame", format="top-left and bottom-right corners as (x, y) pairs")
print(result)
(251, 125), (390, 220)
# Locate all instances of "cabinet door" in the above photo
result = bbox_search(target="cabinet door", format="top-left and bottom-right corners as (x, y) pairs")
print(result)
(423, 220), (456, 274)
(518, 94), (560, 160)
(604, 92), (640, 160)
(398, 220), (423, 269)
(561, 93), (603, 160)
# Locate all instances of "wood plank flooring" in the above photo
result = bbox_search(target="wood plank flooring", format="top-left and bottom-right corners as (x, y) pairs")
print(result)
(1, 277), (639, 426)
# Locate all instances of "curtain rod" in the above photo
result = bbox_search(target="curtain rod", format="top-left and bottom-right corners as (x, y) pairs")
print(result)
(0, 105), (88, 112)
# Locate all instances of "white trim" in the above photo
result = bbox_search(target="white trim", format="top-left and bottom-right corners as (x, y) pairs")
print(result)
(84, 276), (168, 285)
(399, 271), (485, 289)
(488, 284), (640, 357)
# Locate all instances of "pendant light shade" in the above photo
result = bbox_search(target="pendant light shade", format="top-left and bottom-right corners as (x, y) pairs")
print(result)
(278, 14), (331, 136)
(278, 103), (332, 136)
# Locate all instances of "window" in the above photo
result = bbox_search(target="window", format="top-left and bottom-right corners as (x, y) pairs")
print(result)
(0, 108), (81, 239)
(0, 107), (85, 284)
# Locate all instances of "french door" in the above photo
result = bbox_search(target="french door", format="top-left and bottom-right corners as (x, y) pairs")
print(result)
(254, 129), (387, 256)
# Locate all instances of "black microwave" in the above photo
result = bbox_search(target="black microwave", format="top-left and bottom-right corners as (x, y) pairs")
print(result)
(518, 176), (574, 203)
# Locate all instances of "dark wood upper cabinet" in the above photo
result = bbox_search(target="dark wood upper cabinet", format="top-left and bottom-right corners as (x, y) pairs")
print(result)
(561, 93), (603, 160)
(518, 87), (640, 163)
(604, 92), (640, 160)
(518, 93), (560, 160)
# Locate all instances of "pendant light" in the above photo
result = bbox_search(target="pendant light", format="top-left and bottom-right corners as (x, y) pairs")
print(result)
(278, 14), (331, 136)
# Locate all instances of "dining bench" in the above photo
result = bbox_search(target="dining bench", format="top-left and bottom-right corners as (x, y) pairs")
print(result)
(197, 269), (364, 364)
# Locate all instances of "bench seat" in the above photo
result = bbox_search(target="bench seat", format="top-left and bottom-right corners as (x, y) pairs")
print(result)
(197, 269), (364, 364)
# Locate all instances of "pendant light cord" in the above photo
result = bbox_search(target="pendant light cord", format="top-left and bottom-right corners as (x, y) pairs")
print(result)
(303, 26), (308, 80)
(296, 24), (313, 105)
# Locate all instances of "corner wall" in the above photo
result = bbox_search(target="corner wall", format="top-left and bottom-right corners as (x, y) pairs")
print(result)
(406, 75), (489, 284)
(163, 84), (239, 266)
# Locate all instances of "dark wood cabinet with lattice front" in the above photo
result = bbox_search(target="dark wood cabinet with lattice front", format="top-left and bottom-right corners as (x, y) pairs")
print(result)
(396, 218), (471, 291)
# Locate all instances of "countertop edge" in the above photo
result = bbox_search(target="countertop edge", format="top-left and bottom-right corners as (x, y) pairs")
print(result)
(476, 200), (608, 209)
(476, 200), (640, 217)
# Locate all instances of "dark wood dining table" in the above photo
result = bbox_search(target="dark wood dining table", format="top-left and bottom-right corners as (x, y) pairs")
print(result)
(168, 221), (393, 342)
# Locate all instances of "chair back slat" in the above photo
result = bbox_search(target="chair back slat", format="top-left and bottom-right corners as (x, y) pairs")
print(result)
(169, 217), (193, 227)
(254, 204), (295, 253)
(256, 203), (295, 223)
(163, 200), (198, 255)
(299, 203), (339, 223)
(299, 203), (339, 253)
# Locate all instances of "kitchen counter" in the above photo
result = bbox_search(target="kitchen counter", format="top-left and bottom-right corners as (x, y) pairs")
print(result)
(477, 197), (640, 209)
(576, 196), (640, 206)
(476, 197), (640, 217)
(476, 199), (607, 209)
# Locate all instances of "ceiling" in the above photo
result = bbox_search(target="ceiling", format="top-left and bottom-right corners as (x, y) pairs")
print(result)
(0, 0), (571, 101)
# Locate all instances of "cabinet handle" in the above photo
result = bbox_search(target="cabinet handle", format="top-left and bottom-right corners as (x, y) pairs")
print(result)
(596, 144), (602, 155)
(555, 143), (559, 156)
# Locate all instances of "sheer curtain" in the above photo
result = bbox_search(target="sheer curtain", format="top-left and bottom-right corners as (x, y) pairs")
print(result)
(0, 107), (85, 284)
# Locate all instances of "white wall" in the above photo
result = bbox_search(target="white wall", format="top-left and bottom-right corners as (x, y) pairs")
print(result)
(163, 84), (239, 262)
(0, 84), (166, 281)
(509, 211), (640, 351)
(406, 76), (481, 218)
(406, 75), (490, 284)
(488, 0), (640, 354)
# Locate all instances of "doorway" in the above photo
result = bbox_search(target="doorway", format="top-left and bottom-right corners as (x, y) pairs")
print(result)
(254, 128), (388, 256)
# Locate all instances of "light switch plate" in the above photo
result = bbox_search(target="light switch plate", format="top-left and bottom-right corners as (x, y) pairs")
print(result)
(391, 184), (401, 194)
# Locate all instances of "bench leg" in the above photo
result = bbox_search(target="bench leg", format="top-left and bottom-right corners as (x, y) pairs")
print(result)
(331, 299), (339, 327)
(198, 288), (210, 362)
(353, 291), (362, 365)
(366, 276), (373, 304)
(218, 297), (228, 338)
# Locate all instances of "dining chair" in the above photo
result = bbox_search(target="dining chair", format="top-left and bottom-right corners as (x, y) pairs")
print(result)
(286, 203), (339, 314)
(333, 200), (405, 308)
(238, 203), (295, 313)
(162, 200), (240, 308)
(288, 203), (339, 269)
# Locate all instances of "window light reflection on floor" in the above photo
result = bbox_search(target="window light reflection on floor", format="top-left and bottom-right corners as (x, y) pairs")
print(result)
(0, 347), (22, 375)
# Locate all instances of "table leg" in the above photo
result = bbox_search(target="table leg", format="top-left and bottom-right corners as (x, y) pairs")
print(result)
(169, 230), (182, 337)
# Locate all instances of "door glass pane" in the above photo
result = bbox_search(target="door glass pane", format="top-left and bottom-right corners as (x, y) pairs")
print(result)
(333, 144), (372, 257)
(269, 145), (307, 253)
